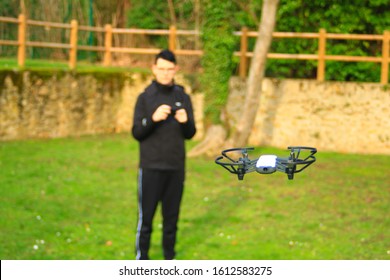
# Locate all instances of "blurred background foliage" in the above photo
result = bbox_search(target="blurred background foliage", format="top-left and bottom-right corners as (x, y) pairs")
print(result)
(0, 0), (389, 83)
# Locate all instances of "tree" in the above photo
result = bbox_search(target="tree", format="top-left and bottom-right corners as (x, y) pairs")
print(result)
(229, 0), (279, 147)
(189, 0), (279, 156)
(187, 0), (235, 157)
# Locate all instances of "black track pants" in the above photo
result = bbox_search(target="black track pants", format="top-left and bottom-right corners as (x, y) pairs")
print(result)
(136, 168), (184, 260)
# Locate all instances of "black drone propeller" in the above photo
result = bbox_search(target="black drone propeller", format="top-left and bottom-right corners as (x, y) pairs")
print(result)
(215, 146), (317, 180)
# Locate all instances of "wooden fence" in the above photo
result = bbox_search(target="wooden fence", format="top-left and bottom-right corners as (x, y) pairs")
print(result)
(0, 14), (389, 84)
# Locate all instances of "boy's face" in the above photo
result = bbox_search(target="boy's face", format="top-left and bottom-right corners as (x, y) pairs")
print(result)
(152, 58), (178, 85)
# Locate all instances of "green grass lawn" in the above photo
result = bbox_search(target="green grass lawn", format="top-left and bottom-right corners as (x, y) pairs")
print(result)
(0, 133), (389, 260)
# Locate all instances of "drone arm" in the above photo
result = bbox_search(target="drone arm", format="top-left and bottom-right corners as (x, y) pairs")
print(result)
(215, 155), (257, 180)
(275, 147), (317, 179)
(275, 159), (296, 179)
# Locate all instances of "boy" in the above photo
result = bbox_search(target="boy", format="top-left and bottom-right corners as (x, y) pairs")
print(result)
(132, 49), (196, 260)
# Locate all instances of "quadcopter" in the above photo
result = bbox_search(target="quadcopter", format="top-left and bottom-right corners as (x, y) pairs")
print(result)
(215, 146), (317, 180)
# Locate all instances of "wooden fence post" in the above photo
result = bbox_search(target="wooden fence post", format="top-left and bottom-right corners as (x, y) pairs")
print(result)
(17, 14), (26, 67)
(239, 26), (248, 79)
(103, 24), (112, 66)
(69, 19), (78, 70)
(169, 25), (176, 52)
(317, 28), (326, 82)
(381, 30), (389, 85)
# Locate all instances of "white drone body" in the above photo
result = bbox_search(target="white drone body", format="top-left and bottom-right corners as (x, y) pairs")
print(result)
(256, 155), (277, 174)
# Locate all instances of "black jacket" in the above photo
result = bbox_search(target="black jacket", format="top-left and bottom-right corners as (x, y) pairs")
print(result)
(132, 80), (196, 170)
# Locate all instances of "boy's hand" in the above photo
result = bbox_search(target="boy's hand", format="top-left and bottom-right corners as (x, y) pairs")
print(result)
(174, 108), (188, 123)
(152, 104), (171, 122)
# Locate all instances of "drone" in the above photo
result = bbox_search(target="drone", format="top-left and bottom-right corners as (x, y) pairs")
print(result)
(215, 146), (317, 180)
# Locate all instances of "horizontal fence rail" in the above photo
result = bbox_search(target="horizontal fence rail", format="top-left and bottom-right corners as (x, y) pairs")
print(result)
(0, 14), (388, 84)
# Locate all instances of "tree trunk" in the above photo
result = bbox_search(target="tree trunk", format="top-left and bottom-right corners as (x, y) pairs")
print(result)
(187, 124), (227, 157)
(230, 0), (279, 147)
(189, 0), (279, 157)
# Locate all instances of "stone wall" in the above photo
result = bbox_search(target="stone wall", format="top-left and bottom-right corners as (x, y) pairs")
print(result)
(1, 71), (389, 155)
(0, 71), (204, 141)
(228, 77), (390, 155)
